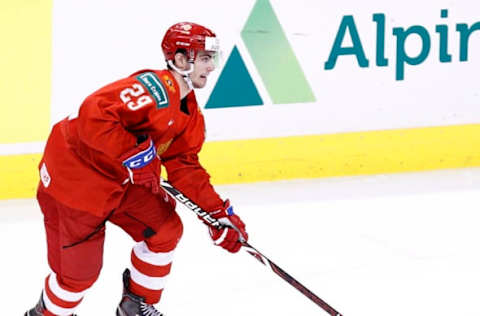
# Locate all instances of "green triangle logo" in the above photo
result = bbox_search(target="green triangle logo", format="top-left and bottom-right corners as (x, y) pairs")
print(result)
(242, 0), (315, 104)
(205, 45), (263, 108)
(206, 0), (315, 109)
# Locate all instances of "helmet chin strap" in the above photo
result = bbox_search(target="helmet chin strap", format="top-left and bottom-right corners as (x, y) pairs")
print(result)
(168, 60), (195, 90)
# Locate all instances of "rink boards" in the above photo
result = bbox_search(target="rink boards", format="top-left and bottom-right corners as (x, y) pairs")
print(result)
(1, 0), (480, 198)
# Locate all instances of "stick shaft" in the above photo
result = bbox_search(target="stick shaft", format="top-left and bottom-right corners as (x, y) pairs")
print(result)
(242, 242), (342, 316)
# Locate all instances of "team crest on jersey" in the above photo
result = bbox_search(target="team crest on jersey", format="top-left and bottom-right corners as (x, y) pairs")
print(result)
(136, 72), (169, 109)
(162, 75), (176, 93)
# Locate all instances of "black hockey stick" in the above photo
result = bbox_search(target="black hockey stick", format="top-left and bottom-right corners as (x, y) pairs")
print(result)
(160, 179), (343, 316)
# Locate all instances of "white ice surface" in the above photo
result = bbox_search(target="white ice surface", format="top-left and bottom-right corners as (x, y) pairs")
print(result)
(2, 168), (480, 316)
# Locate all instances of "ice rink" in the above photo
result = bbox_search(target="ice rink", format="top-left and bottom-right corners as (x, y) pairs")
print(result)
(3, 168), (480, 316)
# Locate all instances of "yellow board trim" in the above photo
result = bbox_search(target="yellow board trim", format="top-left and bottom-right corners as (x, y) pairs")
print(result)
(0, 154), (42, 199)
(2, 124), (479, 199)
(0, 1), (52, 143)
(199, 124), (480, 184)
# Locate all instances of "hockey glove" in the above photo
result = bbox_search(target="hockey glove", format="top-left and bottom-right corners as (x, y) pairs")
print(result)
(208, 200), (248, 253)
(121, 137), (162, 194)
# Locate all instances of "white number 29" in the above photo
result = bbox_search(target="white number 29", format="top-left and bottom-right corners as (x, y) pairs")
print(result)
(120, 83), (153, 111)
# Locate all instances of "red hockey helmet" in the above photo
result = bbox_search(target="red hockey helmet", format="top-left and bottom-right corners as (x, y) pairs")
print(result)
(161, 22), (219, 63)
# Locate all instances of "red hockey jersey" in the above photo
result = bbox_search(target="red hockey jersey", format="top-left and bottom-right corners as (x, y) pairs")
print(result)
(39, 69), (223, 217)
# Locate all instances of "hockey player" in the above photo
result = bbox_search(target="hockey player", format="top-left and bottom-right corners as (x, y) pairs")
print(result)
(25, 22), (248, 316)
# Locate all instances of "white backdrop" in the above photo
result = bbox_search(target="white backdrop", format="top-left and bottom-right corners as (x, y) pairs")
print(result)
(51, 0), (480, 141)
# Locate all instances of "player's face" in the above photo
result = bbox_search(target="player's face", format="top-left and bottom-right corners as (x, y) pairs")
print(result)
(191, 51), (216, 88)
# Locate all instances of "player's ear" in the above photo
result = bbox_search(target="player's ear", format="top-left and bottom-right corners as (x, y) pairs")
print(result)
(173, 52), (189, 70)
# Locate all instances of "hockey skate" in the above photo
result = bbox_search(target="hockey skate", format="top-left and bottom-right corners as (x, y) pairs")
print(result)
(116, 269), (164, 316)
(24, 292), (78, 316)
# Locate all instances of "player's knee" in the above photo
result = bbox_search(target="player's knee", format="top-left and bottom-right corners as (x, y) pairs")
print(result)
(147, 211), (183, 252)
